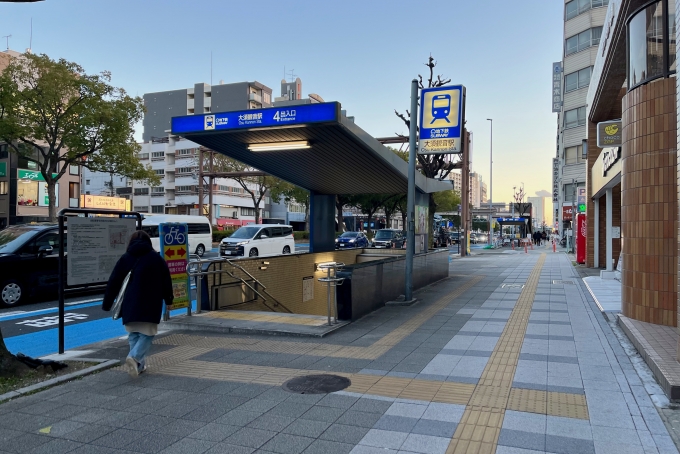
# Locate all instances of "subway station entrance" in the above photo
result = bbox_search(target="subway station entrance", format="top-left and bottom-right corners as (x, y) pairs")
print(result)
(168, 102), (452, 331)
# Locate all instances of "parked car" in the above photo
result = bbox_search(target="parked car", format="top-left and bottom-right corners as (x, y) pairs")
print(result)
(142, 214), (212, 257)
(0, 224), (65, 307)
(449, 232), (460, 244)
(371, 229), (405, 248)
(220, 224), (295, 257)
(335, 231), (369, 249)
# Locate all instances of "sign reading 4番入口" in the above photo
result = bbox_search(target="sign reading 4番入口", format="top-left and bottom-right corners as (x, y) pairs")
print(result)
(160, 223), (190, 310)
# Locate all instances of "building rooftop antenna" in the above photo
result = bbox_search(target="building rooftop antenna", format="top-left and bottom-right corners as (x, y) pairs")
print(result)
(2, 34), (11, 51)
(287, 68), (297, 83)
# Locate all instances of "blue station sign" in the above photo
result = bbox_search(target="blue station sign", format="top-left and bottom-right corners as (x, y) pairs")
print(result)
(497, 217), (526, 223)
(418, 85), (465, 155)
(171, 102), (340, 135)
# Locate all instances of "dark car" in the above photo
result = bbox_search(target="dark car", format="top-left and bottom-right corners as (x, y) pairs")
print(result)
(335, 231), (369, 249)
(371, 229), (405, 248)
(449, 232), (460, 244)
(0, 224), (66, 308)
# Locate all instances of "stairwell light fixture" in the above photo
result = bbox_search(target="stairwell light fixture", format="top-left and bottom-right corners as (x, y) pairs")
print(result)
(247, 141), (310, 152)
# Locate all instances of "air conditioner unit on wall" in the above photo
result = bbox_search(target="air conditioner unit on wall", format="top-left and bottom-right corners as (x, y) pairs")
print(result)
(232, 211), (238, 219)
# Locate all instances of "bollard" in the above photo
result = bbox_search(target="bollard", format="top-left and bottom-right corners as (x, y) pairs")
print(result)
(511, 239), (515, 250)
(326, 267), (332, 326)
(553, 240), (556, 253)
(530, 239), (534, 250)
(194, 274), (202, 315)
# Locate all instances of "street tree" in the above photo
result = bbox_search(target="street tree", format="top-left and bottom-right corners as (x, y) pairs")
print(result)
(209, 153), (287, 225)
(433, 189), (461, 213)
(394, 55), (461, 243)
(351, 194), (395, 238)
(270, 183), (310, 231)
(0, 53), (157, 221)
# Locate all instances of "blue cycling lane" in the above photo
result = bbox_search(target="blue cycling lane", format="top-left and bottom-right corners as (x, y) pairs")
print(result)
(1, 299), (197, 358)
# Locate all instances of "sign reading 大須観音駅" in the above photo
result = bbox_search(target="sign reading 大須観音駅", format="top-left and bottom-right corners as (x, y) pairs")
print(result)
(171, 102), (340, 135)
(418, 85), (466, 154)
(597, 120), (622, 148)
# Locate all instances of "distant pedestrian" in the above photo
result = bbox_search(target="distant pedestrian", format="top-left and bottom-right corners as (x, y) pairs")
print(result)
(541, 231), (547, 245)
(103, 231), (174, 377)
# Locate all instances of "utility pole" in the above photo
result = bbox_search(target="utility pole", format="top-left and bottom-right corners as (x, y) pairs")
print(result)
(571, 178), (576, 253)
(487, 119), (493, 245)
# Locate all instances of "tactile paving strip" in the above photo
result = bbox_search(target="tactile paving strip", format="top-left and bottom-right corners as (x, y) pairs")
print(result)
(447, 255), (550, 454)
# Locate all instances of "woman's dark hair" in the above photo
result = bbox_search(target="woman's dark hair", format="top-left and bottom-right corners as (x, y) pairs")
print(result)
(128, 230), (151, 248)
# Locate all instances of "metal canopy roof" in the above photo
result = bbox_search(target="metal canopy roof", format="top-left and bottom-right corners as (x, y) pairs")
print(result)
(172, 103), (451, 195)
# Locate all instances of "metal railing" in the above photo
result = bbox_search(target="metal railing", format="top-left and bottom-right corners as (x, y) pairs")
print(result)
(186, 255), (292, 314)
(317, 262), (345, 326)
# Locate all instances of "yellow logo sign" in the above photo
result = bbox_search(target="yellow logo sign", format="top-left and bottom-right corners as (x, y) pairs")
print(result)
(604, 124), (619, 136)
(422, 88), (460, 129)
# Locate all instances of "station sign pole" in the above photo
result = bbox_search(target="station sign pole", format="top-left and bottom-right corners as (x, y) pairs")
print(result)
(405, 79), (418, 302)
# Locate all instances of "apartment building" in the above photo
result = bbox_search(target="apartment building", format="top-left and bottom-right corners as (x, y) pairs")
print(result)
(447, 170), (485, 208)
(555, 0), (609, 233)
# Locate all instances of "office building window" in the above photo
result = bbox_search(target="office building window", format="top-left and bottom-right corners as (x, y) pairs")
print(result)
(134, 187), (149, 195)
(151, 205), (164, 214)
(154, 169), (165, 175)
(565, 27), (603, 56)
(240, 207), (256, 217)
(565, 67), (592, 92)
(565, 0), (609, 21)
(0, 144), (7, 159)
(628, 0), (676, 88)
(139, 153), (149, 160)
(134, 206), (148, 213)
(563, 182), (586, 202)
(564, 106), (586, 128)
(151, 151), (165, 160)
(564, 145), (583, 164)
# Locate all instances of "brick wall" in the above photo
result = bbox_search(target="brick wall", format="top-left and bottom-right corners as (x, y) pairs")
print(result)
(621, 78), (678, 327)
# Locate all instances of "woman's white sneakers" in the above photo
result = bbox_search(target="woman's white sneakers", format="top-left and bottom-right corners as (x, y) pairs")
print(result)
(126, 357), (139, 378)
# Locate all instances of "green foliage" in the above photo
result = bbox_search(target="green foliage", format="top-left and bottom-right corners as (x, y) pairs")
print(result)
(0, 53), (157, 220)
(433, 190), (461, 213)
(271, 183), (310, 230)
(209, 153), (288, 224)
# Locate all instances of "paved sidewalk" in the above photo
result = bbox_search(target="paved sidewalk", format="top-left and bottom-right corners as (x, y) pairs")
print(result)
(0, 251), (677, 453)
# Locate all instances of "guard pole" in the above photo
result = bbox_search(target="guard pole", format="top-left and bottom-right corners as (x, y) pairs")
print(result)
(553, 239), (556, 253)
(524, 241), (528, 254)
(405, 79), (418, 301)
(58, 213), (65, 354)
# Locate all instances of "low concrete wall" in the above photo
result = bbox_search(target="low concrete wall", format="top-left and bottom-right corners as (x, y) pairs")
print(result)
(200, 248), (449, 320)
(337, 249), (449, 321)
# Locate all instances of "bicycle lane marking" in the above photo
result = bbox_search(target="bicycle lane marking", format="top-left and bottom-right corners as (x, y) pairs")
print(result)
(3, 300), (197, 357)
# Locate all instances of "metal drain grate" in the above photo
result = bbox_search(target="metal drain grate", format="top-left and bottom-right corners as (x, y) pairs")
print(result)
(552, 280), (575, 285)
(282, 374), (351, 394)
(501, 284), (524, 289)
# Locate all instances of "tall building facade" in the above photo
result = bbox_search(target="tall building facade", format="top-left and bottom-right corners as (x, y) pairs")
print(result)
(527, 196), (546, 229)
(143, 81), (273, 142)
(133, 81), (275, 224)
(555, 0), (609, 234)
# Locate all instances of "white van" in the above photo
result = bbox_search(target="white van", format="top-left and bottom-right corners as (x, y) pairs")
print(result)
(141, 215), (212, 257)
(220, 224), (295, 257)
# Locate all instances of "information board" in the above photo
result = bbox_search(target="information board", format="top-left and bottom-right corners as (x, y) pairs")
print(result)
(67, 217), (137, 285)
(160, 223), (190, 310)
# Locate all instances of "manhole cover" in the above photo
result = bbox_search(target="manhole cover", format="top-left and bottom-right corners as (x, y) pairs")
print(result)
(501, 284), (524, 289)
(552, 280), (575, 285)
(282, 374), (351, 394)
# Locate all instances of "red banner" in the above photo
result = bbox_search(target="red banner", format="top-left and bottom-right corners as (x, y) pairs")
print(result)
(562, 206), (574, 221)
(576, 213), (587, 264)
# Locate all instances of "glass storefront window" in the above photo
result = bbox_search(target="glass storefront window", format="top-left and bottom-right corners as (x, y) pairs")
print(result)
(628, 0), (676, 88)
(18, 181), (39, 207)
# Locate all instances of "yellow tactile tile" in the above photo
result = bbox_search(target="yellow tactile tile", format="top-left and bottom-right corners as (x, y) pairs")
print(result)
(447, 255), (551, 454)
(204, 311), (330, 326)
(155, 274), (486, 362)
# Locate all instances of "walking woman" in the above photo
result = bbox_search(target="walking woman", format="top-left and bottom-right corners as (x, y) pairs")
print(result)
(103, 230), (174, 377)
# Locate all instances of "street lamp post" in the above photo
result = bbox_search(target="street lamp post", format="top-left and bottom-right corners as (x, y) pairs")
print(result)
(512, 185), (516, 238)
(487, 119), (493, 245)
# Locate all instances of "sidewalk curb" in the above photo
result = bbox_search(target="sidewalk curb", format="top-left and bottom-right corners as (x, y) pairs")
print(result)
(160, 320), (349, 338)
(0, 358), (120, 403)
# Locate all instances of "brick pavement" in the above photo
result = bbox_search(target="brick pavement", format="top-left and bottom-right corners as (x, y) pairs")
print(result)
(0, 251), (677, 453)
